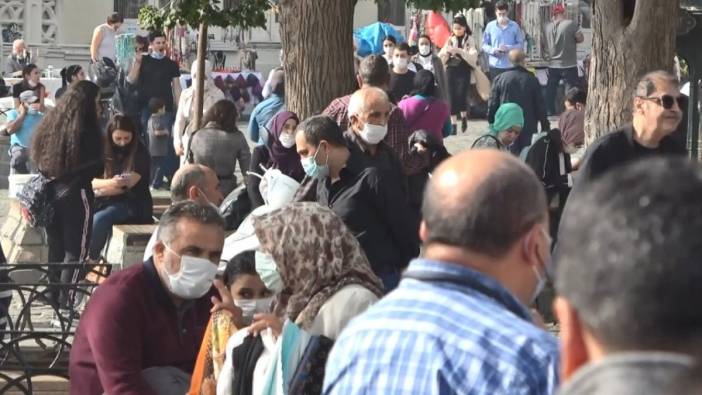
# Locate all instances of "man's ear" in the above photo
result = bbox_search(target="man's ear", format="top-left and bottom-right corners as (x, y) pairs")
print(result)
(356, 75), (363, 89)
(419, 221), (429, 243)
(187, 185), (199, 201)
(554, 297), (591, 381)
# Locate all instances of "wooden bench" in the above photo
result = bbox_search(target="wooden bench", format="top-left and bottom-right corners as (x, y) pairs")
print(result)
(104, 224), (157, 270)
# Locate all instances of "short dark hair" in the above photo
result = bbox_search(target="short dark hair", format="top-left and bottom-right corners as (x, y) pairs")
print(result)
(157, 200), (225, 243)
(297, 115), (346, 148)
(496, 1), (509, 11)
(358, 55), (390, 87)
(107, 12), (124, 25)
(555, 157), (702, 352)
(423, 158), (547, 257)
(222, 251), (257, 288)
(149, 31), (166, 43)
(148, 97), (166, 114)
(634, 70), (679, 98)
(395, 43), (411, 55)
(383, 36), (397, 45)
(565, 87), (587, 105)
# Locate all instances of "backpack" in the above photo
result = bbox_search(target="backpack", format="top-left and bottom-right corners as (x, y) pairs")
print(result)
(520, 129), (572, 197)
(16, 173), (56, 227)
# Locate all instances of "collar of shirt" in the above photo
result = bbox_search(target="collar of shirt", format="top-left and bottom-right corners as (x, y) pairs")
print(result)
(143, 258), (193, 314)
(403, 258), (532, 322)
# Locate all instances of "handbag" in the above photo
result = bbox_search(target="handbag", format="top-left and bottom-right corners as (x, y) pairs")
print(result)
(16, 172), (55, 227)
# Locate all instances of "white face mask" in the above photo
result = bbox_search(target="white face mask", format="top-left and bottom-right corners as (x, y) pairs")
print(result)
(359, 122), (388, 145)
(279, 132), (295, 149)
(419, 45), (431, 56)
(234, 296), (274, 325)
(395, 58), (409, 70)
(27, 80), (38, 88)
(164, 245), (218, 300)
(255, 251), (284, 294)
(498, 16), (509, 24)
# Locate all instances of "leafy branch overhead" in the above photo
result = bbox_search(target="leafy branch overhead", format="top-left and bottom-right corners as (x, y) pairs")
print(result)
(403, 0), (483, 13)
(138, 0), (270, 32)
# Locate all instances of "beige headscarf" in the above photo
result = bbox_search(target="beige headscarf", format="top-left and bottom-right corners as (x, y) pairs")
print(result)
(253, 202), (384, 329)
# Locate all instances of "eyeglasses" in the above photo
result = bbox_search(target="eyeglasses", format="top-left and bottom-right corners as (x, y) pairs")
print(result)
(639, 94), (687, 110)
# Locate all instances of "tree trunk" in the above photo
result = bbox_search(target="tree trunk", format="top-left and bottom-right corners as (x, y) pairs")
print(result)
(585, 0), (679, 144)
(278, 0), (357, 120)
(192, 23), (208, 132)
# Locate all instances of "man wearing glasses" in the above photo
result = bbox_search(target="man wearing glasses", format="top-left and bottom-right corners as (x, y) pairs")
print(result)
(572, 70), (686, 186)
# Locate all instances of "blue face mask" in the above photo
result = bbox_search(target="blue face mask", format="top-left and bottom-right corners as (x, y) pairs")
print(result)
(255, 251), (284, 294)
(150, 51), (166, 60)
(300, 143), (329, 180)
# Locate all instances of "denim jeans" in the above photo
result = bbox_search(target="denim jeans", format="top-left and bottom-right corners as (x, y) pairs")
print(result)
(545, 67), (579, 115)
(151, 156), (167, 189)
(9, 145), (29, 174)
(88, 201), (133, 260)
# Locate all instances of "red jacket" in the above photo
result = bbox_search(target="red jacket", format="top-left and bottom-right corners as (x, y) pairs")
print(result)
(69, 259), (212, 395)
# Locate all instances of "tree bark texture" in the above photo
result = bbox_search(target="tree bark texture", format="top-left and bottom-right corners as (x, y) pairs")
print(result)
(585, 0), (679, 145)
(193, 23), (208, 132)
(279, 0), (357, 120)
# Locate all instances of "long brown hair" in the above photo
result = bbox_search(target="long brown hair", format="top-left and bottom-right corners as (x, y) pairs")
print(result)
(31, 80), (101, 178)
(103, 114), (138, 178)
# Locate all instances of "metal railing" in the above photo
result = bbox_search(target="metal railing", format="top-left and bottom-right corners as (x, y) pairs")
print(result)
(0, 262), (110, 394)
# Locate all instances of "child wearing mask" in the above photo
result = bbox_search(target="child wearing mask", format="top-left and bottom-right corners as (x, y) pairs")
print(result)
(188, 251), (273, 395)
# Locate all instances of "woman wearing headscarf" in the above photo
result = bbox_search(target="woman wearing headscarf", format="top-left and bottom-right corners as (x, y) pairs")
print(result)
(173, 60), (225, 163)
(412, 35), (449, 102)
(247, 111), (304, 209)
(216, 202), (383, 395)
(55, 65), (86, 99)
(439, 14), (491, 135)
(472, 102), (524, 151)
(398, 70), (451, 143)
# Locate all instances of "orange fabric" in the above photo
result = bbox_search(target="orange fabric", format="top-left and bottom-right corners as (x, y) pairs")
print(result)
(425, 11), (451, 48)
(188, 312), (237, 395)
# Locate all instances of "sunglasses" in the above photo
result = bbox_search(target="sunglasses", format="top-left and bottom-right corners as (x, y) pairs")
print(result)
(639, 94), (687, 110)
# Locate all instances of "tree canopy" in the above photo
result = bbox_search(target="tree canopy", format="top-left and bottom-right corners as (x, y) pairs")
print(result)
(138, 0), (269, 32)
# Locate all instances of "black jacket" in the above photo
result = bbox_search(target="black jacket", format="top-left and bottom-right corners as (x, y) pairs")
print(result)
(316, 149), (419, 276)
(488, 66), (549, 150)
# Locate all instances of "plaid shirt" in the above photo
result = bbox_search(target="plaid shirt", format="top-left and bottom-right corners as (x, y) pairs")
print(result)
(323, 258), (560, 395)
(323, 95), (428, 175)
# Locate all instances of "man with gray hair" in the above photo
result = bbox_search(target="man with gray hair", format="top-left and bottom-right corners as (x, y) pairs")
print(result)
(488, 48), (550, 154)
(70, 200), (236, 394)
(344, 87), (404, 182)
(4, 39), (31, 77)
(143, 163), (224, 261)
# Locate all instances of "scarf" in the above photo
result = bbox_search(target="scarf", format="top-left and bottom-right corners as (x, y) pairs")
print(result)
(253, 202), (384, 330)
(490, 102), (525, 135)
(265, 111), (305, 181)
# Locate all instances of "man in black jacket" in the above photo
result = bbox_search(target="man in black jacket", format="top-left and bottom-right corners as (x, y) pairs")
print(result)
(488, 49), (550, 155)
(295, 115), (420, 292)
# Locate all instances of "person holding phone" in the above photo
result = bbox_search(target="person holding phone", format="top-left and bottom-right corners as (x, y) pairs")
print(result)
(481, 0), (525, 81)
(3, 90), (44, 174)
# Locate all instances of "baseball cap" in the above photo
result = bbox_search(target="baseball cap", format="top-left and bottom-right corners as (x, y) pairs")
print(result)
(19, 90), (38, 104)
(553, 4), (566, 15)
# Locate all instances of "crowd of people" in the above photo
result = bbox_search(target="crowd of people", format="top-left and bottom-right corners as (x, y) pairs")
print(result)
(0, 1), (698, 394)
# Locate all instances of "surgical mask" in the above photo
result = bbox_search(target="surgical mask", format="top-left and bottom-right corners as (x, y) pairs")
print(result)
(419, 45), (431, 56)
(255, 251), (284, 293)
(151, 51), (166, 60)
(360, 123), (388, 145)
(27, 80), (37, 88)
(27, 106), (38, 115)
(300, 144), (330, 180)
(164, 245), (218, 299)
(234, 296), (274, 325)
(395, 58), (409, 69)
(196, 187), (221, 214)
(279, 132), (295, 149)
(498, 16), (509, 24)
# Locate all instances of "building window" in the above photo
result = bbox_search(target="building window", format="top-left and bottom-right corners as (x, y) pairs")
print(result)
(114, 0), (148, 19)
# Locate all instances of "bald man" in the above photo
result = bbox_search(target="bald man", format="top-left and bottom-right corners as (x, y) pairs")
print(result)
(143, 164), (223, 261)
(345, 87), (406, 183)
(488, 49), (550, 155)
(4, 39), (31, 77)
(324, 149), (560, 395)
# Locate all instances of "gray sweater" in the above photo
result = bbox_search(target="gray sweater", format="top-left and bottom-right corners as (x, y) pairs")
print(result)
(189, 121), (251, 196)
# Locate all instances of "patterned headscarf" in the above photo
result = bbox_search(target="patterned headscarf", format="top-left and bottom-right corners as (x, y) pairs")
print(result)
(253, 202), (384, 329)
